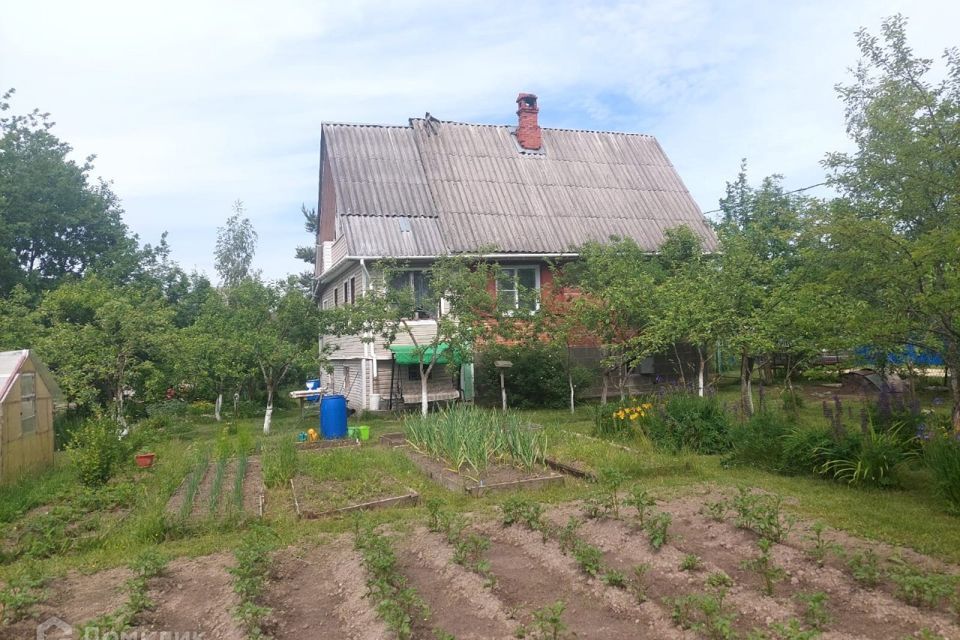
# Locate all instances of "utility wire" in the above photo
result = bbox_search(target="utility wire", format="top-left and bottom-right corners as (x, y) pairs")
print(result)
(701, 181), (829, 216)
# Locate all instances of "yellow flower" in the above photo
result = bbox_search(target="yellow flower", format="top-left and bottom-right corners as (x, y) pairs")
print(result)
(630, 413), (639, 420)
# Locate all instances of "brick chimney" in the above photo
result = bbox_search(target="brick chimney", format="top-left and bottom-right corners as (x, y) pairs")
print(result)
(515, 93), (541, 150)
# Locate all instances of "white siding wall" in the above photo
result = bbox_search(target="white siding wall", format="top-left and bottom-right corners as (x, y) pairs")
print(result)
(319, 262), (364, 311)
(326, 359), (366, 410)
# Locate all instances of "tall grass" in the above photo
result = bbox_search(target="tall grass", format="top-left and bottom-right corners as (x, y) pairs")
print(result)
(924, 434), (960, 513)
(180, 448), (210, 519)
(405, 405), (546, 472)
(261, 439), (298, 488)
(233, 452), (249, 512)
(208, 456), (228, 515)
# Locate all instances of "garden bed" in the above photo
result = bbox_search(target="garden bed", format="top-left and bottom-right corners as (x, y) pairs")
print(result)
(8, 493), (960, 640)
(288, 459), (419, 519)
(165, 455), (263, 519)
(402, 447), (563, 496)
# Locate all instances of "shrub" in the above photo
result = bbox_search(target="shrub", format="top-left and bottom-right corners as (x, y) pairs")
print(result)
(146, 400), (188, 418)
(67, 418), (126, 487)
(725, 411), (790, 471)
(476, 342), (594, 409)
(187, 400), (216, 417)
(923, 433), (960, 514)
(819, 425), (916, 488)
(779, 427), (836, 476)
(645, 394), (732, 454)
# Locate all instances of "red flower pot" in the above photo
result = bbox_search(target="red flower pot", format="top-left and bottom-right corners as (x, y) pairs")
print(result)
(135, 453), (156, 468)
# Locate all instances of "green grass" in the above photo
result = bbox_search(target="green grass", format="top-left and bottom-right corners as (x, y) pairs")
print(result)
(1, 381), (959, 598)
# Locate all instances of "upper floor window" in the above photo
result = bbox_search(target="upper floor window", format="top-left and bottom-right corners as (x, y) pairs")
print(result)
(388, 270), (437, 319)
(497, 266), (540, 312)
(20, 373), (36, 433)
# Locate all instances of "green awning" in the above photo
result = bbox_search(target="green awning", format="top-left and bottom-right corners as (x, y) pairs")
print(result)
(389, 344), (453, 366)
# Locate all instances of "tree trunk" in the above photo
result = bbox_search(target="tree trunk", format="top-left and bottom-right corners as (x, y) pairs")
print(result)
(697, 347), (706, 398)
(740, 351), (754, 417)
(673, 343), (687, 388)
(945, 338), (960, 432)
(263, 386), (273, 434)
(421, 374), (429, 416)
(569, 370), (576, 414)
(601, 372), (609, 405)
(215, 392), (222, 422)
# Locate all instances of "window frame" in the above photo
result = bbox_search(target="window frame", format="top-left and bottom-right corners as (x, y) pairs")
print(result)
(387, 269), (439, 320)
(20, 372), (37, 433)
(496, 265), (541, 313)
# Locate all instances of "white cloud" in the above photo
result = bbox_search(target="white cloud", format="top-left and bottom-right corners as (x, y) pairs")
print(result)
(2, 0), (958, 279)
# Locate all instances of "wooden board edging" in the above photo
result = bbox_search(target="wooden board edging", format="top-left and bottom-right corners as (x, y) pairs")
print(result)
(544, 457), (595, 481)
(299, 490), (420, 520)
(401, 447), (563, 496)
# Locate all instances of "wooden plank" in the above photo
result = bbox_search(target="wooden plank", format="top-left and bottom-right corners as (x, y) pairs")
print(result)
(378, 432), (407, 447)
(401, 447), (564, 496)
(297, 438), (361, 451)
(466, 474), (564, 497)
(544, 457), (595, 481)
(300, 490), (420, 519)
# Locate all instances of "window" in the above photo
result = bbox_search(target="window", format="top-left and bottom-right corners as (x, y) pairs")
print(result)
(407, 366), (432, 382)
(334, 288), (339, 307)
(20, 373), (36, 433)
(344, 282), (349, 306)
(388, 270), (437, 319)
(497, 266), (540, 312)
(350, 277), (356, 304)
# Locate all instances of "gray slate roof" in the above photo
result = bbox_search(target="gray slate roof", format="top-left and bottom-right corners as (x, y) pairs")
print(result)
(321, 118), (716, 257)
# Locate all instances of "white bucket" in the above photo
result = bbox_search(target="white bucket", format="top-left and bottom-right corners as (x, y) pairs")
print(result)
(369, 393), (381, 411)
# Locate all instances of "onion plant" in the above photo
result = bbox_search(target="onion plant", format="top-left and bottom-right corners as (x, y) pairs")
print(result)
(405, 405), (546, 473)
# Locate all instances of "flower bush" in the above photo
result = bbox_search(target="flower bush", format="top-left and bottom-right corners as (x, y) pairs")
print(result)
(594, 398), (654, 438)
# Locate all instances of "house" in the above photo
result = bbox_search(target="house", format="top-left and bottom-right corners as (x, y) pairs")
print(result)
(314, 93), (717, 410)
(0, 350), (64, 483)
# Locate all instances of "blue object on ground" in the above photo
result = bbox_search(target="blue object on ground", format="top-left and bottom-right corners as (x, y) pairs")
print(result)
(305, 379), (321, 402)
(320, 394), (348, 439)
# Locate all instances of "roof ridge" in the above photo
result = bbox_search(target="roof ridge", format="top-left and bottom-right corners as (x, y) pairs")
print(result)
(322, 121), (411, 129)
(409, 118), (656, 138)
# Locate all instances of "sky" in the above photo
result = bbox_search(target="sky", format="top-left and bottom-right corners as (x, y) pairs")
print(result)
(2, 0), (958, 281)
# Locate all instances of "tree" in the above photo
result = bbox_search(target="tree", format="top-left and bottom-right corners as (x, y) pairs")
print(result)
(226, 279), (319, 433)
(637, 227), (734, 397)
(715, 164), (814, 415)
(822, 15), (960, 429)
(294, 205), (318, 293)
(37, 277), (175, 420)
(0, 89), (136, 295)
(175, 287), (255, 420)
(320, 256), (500, 416)
(564, 238), (658, 402)
(214, 201), (258, 287)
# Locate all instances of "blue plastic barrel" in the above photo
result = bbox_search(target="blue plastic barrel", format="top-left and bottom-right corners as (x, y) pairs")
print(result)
(320, 394), (348, 439)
